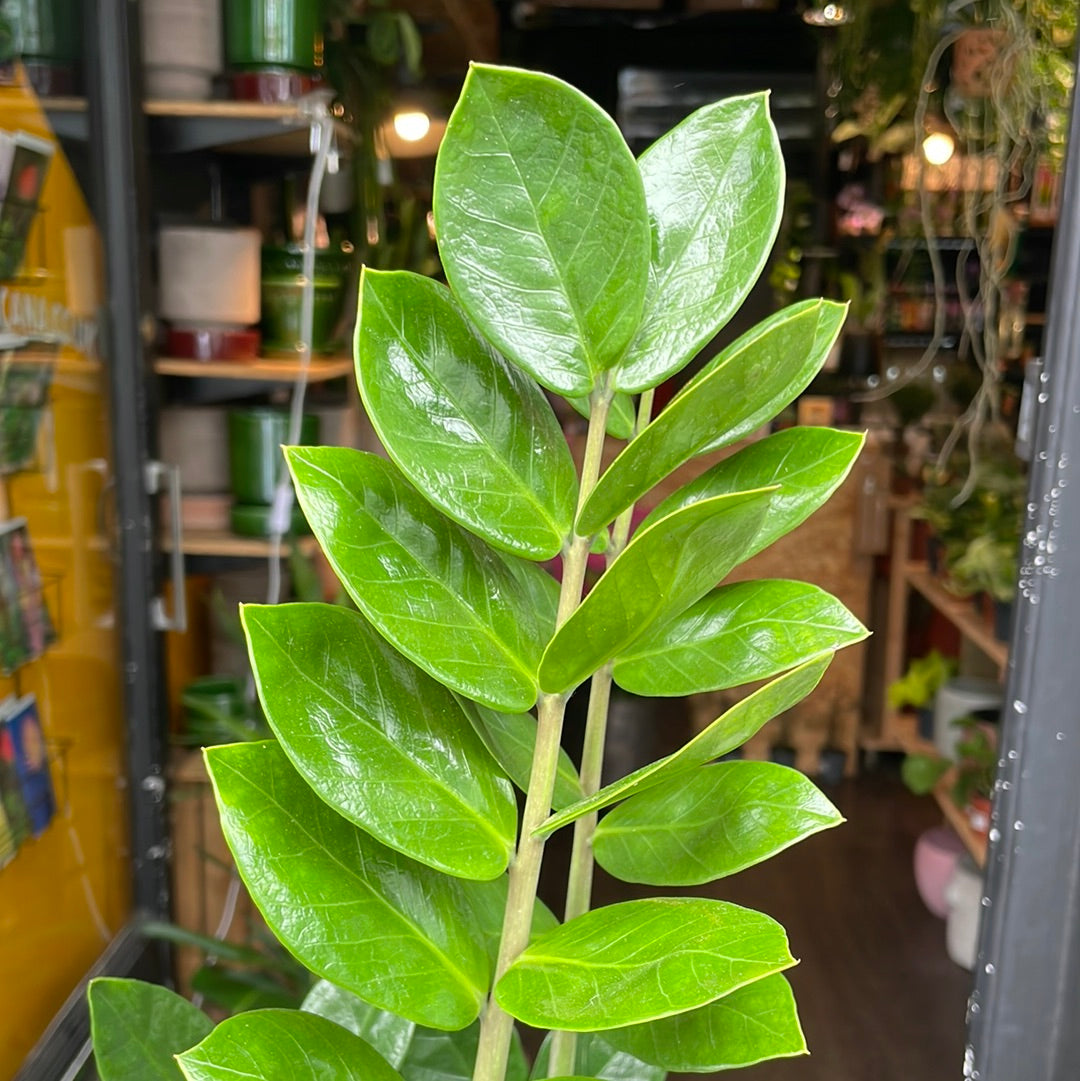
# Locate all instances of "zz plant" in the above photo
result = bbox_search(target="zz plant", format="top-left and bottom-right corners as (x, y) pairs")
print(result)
(89, 64), (868, 1081)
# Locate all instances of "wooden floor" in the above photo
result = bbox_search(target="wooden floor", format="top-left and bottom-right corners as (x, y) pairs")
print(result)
(539, 733), (974, 1081)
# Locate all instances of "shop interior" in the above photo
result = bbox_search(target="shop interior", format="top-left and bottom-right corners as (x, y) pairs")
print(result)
(0, 1), (1074, 1079)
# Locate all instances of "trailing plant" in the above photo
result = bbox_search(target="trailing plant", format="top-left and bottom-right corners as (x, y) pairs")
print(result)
(88, 66), (869, 1081)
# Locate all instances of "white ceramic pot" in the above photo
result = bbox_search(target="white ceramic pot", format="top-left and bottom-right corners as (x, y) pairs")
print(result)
(933, 677), (1001, 759)
(158, 226), (261, 328)
(159, 406), (230, 494)
(944, 856), (984, 970)
(142, 0), (222, 100)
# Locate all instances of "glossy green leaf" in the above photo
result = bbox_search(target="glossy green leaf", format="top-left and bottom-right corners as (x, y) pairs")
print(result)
(564, 391), (637, 440)
(356, 269), (577, 560)
(89, 978), (212, 1081)
(641, 427), (866, 562)
(456, 695), (584, 810)
(177, 1009), (403, 1081)
(433, 64), (650, 396)
(578, 299), (847, 533)
(539, 654), (831, 835)
(615, 93), (784, 393)
(602, 973), (807, 1072)
(242, 603), (515, 880)
(532, 1031), (664, 1081)
(613, 579), (867, 697)
(495, 897), (795, 1030)
(205, 741), (501, 1030)
(539, 488), (773, 694)
(287, 447), (556, 712)
(593, 760), (844, 885)
(303, 982), (529, 1081)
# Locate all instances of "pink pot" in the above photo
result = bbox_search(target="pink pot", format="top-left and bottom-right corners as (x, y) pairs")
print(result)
(914, 826), (966, 919)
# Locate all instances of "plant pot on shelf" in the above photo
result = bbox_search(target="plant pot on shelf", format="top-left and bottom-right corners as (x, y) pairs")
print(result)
(12, 0), (81, 94)
(965, 793), (993, 838)
(223, 0), (321, 100)
(944, 855), (984, 970)
(260, 243), (354, 356)
(228, 408), (319, 505)
(141, 0), (222, 100)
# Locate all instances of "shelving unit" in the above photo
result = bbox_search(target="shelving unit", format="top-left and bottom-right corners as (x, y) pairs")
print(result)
(162, 528), (318, 559)
(44, 97), (350, 157)
(868, 497), (1009, 753)
(154, 355), (351, 382)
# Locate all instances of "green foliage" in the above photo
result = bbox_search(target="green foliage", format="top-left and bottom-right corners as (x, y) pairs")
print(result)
(92, 65), (865, 1081)
(886, 649), (956, 710)
(902, 715), (997, 807)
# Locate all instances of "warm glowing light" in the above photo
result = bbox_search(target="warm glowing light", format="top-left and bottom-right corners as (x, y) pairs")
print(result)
(802, 4), (851, 25)
(393, 110), (431, 143)
(922, 130), (956, 166)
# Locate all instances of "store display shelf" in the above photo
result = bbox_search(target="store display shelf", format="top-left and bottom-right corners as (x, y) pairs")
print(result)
(905, 564), (1009, 672)
(43, 98), (350, 156)
(163, 528), (318, 558)
(155, 355), (351, 382)
(933, 770), (988, 868)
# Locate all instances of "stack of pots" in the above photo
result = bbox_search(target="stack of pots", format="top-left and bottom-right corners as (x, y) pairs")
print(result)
(158, 225), (262, 360)
(227, 407), (319, 536)
(223, 0), (322, 103)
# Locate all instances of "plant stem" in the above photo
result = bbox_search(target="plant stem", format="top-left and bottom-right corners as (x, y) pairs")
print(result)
(549, 388), (655, 1079)
(471, 388), (613, 1081)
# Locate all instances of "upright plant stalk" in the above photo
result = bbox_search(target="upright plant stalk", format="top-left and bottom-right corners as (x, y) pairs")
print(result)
(471, 389), (614, 1081)
(548, 388), (656, 1079)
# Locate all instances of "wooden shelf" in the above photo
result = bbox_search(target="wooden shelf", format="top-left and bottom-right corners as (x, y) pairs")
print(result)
(43, 97), (350, 156)
(154, 355), (351, 382)
(163, 529), (318, 558)
(933, 771), (988, 868)
(905, 564), (1009, 672)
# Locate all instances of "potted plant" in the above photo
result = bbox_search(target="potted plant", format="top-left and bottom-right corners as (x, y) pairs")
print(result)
(887, 649), (956, 738)
(87, 66), (868, 1081)
(902, 714), (997, 836)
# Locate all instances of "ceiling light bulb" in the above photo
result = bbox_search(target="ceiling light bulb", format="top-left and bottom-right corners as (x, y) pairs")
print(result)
(393, 110), (431, 143)
(922, 130), (955, 166)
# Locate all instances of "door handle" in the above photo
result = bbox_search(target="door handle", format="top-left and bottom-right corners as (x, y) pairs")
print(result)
(144, 460), (187, 633)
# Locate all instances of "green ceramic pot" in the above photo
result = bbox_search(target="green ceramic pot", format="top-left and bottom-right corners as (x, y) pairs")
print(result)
(260, 243), (353, 355)
(230, 501), (310, 537)
(13, 0), (80, 63)
(227, 407), (318, 505)
(223, 0), (320, 72)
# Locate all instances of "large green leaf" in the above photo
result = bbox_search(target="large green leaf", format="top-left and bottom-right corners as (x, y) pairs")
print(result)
(455, 695), (584, 810)
(205, 741), (501, 1030)
(355, 269), (577, 560)
(593, 760), (843, 885)
(538, 654), (831, 835)
(640, 427), (866, 561)
(303, 981), (530, 1081)
(532, 1031), (665, 1081)
(242, 603), (516, 880)
(539, 488), (773, 694)
(89, 978), (212, 1081)
(615, 93), (784, 393)
(177, 1009), (403, 1081)
(577, 300), (847, 533)
(287, 446), (556, 712)
(601, 973), (807, 1072)
(613, 579), (867, 697)
(433, 64), (650, 396)
(495, 898), (795, 1030)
